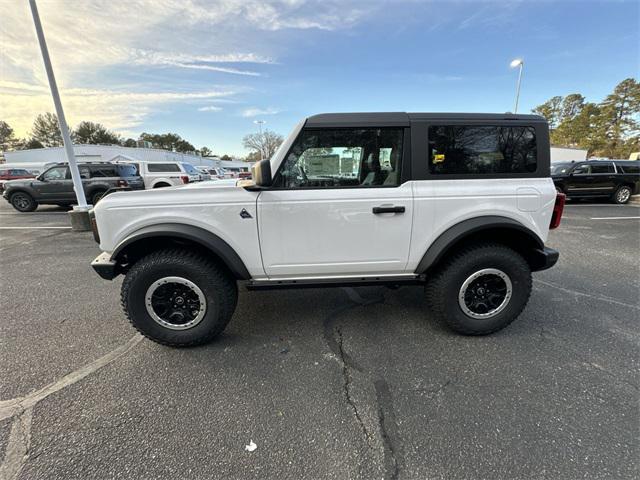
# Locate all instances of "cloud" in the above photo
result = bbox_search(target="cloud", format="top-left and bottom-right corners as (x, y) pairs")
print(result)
(0, 0), (372, 136)
(0, 81), (237, 136)
(241, 107), (281, 117)
(198, 106), (223, 112)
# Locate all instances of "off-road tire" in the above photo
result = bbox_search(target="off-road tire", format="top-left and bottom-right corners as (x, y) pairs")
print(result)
(121, 249), (238, 347)
(9, 191), (37, 212)
(612, 185), (632, 204)
(425, 243), (532, 335)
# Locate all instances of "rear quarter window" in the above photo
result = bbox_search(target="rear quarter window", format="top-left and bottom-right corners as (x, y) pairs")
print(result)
(428, 125), (537, 175)
(147, 163), (181, 172)
(618, 164), (640, 174)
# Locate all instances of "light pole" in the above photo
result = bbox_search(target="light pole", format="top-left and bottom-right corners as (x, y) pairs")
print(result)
(510, 58), (524, 114)
(253, 120), (266, 160)
(28, 0), (88, 214)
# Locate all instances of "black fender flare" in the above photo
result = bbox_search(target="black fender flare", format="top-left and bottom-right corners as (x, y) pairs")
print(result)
(415, 216), (544, 273)
(112, 223), (251, 280)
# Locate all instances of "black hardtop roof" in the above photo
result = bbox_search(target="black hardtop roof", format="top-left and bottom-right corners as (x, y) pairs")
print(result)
(305, 112), (546, 127)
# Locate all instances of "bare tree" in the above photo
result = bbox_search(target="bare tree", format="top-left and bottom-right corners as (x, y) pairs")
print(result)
(242, 129), (284, 161)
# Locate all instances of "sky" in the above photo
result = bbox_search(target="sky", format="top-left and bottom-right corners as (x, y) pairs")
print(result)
(1, 0), (638, 156)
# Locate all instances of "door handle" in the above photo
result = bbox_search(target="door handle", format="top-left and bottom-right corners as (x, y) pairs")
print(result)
(372, 205), (405, 214)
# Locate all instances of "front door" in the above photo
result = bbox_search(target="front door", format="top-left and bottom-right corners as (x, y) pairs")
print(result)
(258, 127), (413, 278)
(36, 166), (71, 200)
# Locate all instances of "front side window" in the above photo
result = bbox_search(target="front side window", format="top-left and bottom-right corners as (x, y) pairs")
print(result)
(42, 166), (68, 181)
(10, 169), (30, 176)
(274, 128), (403, 188)
(147, 163), (181, 173)
(572, 164), (590, 175)
(428, 125), (537, 175)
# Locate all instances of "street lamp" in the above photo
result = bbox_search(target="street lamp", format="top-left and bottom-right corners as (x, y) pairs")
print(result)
(510, 58), (524, 114)
(29, 0), (91, 231)
(253, 120), (266, 160)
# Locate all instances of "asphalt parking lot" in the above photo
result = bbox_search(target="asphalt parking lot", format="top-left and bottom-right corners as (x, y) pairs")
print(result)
(1, 200), (638, 480)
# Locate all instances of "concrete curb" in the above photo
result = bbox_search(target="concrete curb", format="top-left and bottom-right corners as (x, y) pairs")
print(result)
(630, 195), (640, 205)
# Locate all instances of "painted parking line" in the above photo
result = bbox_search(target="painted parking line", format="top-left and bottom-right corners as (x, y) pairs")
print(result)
(0, 212), (68, 215)
(0, 226), (72, 230)
(589, 216), (640, 220)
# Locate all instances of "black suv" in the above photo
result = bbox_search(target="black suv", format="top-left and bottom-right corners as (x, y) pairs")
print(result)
(552, 160), (639, 204)
(2, 162), (144, 212)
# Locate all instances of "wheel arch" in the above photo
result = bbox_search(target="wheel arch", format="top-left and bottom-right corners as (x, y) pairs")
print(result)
(111, 223), (251, 280)
(416, 216), (548, 274)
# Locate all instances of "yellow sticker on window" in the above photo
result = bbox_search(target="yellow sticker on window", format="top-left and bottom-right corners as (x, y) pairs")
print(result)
(433, 154), (445, 164)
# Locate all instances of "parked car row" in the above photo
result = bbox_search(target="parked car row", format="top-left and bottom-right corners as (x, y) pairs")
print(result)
(1, 159), (256, 212)
(551, 160), (640, 204)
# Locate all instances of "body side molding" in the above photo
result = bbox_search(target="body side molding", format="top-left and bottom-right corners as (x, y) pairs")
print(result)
(112, 223), (251, 280)
(415, 216), (545, 273)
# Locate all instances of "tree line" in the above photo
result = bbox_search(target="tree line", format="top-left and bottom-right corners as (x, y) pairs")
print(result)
(0, 113), (219, 157)
(532, 78), (639, 158)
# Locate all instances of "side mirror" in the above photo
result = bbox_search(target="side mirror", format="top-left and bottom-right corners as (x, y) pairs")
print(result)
(37, 174), (46, 181)
(251, 159), (272, 187)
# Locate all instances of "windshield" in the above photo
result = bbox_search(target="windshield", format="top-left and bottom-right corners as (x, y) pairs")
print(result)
(551, 164), (572, 174)
(116, 164), (139, 177)
(181, 163), (200, 174)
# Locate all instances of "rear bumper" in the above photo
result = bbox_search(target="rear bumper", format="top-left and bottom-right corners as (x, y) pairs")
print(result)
(91, 252), (118, 280)
(530, 247), (559, 272)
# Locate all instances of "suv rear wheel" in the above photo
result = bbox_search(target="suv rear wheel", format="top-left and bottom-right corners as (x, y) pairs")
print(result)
(121, 249), (238, 347)
(612, 185), (632, 204)
(10, 191), (37, 212)
(91, 190), (107, 205)
(426, 244), (532, 335)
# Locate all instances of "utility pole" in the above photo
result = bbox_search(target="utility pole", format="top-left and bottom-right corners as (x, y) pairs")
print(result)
(253, 120), (266, 161)
(29, 0), (91, 230)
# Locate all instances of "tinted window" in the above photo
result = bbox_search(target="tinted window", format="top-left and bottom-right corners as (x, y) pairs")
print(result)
(148, 163), (181, 172)
(42, 166), (68, 180)
(428, 125), (537, 175)
(10, 169), (30, 175)
(89, 165), (119, 177)
(618, 163), (640, 174)
(572, 164), (590, 175)
(591, 163), (614, 174)
(551, 164), (572, 174)
(274, 128), (403, 188)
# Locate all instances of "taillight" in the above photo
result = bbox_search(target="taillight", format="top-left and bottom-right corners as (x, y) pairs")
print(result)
(181, 176), (189, 184)
(550, 192), (565, 229)
(116, 179), (128, 187)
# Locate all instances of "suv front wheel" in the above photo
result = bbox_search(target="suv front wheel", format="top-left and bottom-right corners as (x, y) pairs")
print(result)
(10, 191), (38, 212)
(426, 244), (532, 335)
(121, 249), (238, 347)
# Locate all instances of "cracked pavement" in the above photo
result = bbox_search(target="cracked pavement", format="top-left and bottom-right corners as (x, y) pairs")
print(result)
(1, 201), (638, 479)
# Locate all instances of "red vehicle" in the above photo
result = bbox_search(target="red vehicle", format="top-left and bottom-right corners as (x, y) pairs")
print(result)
(0, 168), (35, 194)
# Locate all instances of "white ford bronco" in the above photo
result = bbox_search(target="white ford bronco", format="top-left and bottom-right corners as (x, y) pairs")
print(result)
(91, 113), (564, 347)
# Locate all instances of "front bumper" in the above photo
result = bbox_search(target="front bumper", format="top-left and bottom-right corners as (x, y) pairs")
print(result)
(530, 247), (559, 272)
(91, 252), (118, 280)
